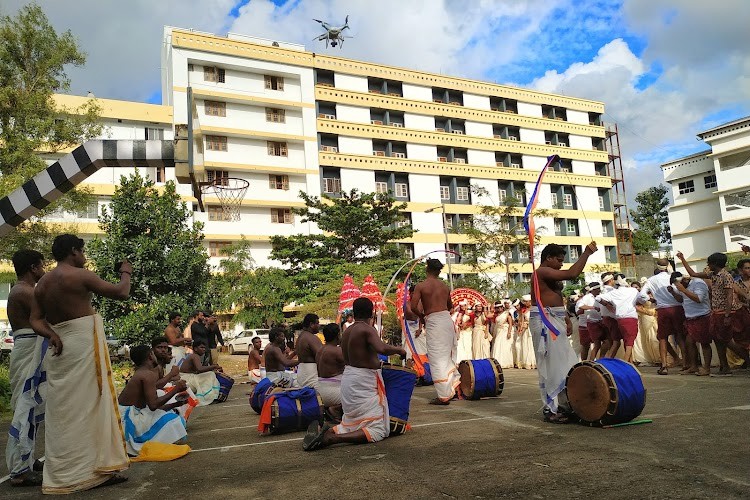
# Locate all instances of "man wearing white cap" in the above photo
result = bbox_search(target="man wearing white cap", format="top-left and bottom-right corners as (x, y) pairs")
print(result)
(596, 273), (617, 357)
(530, 241), (597, 423)
(598, 275), (640, 362)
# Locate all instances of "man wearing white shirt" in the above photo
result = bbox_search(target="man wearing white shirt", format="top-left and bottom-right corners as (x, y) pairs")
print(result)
(637, 259), (686, 375)
(577, 283), (604, 360)
(575, 288), (591, 361)
(597, 274), (617, 356)
(598, 276), (640, 362)
(668, 273), (712, 376)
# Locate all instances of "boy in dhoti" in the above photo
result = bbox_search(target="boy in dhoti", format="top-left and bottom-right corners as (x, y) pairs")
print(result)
(164, 311), (191, 370)
(295, 314), (322, 389)
(118, 346), (188, 456)
(316, 323), (345, 420)
(179, 340), (222, 405)
(530, 242), (597, 424)
(264, 327), (299, 387)
(247, 336), (265, 383)
(152, 337), (199, 423)
(303, 298), (406, 450)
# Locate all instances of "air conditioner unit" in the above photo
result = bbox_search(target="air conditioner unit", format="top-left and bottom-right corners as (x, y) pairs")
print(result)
(318, 82), (334, 87)
(438, 156), (448, 162)
(391, 122), (404, 127)
(433, 99), (443, 103)
(558, 142), (567, 147)
(545, 141), (552, 145)
(510, 163), (520, 168)
(321, 146), (338, 152)
(319, 113), (335, 119)
(373, 151), (386, 157)
(451, 130), (465, 134)
(369, 89), (383, 94)
(388, 92), (401, 97)
(494, 135), (501, 139)
(496, 162), (504, 167)
(392, 152), (406, 158)
(454, 158), (466, 164)
(561, 168), (570, 172)
(449, 101), (461, 105)
(435, 127), (445, 132)
(508, 136), (518, 141)
(371, 120), (384, 125)
(506, 109), (517, 114)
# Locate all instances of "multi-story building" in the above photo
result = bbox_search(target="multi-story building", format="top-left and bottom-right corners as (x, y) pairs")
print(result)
(161, 26), (618, 278)
(661, 115), (750, 267)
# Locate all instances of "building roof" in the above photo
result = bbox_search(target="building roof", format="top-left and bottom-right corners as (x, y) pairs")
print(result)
(660, 149), (711, 169)
(697, 115), (750, 139)
(53, 94), (173, 124)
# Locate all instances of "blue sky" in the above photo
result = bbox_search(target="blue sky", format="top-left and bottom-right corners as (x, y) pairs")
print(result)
(4, 0), (749, 208)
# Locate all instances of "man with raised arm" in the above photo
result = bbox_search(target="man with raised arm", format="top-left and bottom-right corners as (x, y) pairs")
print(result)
(31, 234), (131, 493)
(303, 298), (406, 451)
(295, 314), (322, 389)
(405, 258), (460, 405)
(5, 250), (61, 487)
(530, 242), (597, 424)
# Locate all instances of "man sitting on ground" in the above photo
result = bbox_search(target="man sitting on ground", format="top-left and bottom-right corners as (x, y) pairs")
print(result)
(152, 337), (199, 422)
(316, 323), (345, 421)
(295, 314), (322, 389)
(247, 336), (265, 384)
(179, 340), (221, 405)
(264, 327), (299, 387)
(118, 345), (188, 456)
(304, 298), (406, 451)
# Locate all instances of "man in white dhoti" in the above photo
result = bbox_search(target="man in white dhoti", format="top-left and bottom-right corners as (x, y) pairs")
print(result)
(530, 242), (597, 424)
(316, 324), (345, 419)
(164, 312), (191, 370)
(303, 298), (405, 451)
(31, 234), (131, 493)
(117, 346), (188, 456)
(264, 327), (299, 387)
(295, 314), (322, 389)
(406, 259), (460, 405)
(247, 336), (265, 383)
(179, 341), (222, 405)
(5, 250), (63, 487)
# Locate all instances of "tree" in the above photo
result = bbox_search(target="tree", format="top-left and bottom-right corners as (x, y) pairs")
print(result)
(0, 3), (101, 258)
(87, 172), (210, 344)
(630, 185), (671, 245)
(463, 185), (555, 296)
(632, 228), (659, 255)
(270, 189), (414, 269)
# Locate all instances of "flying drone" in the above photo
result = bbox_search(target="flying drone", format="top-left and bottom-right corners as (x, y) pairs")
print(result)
(313, 15), (351, 48)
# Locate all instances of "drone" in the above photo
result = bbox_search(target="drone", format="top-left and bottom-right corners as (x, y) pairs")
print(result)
(313, 15), (351, 48)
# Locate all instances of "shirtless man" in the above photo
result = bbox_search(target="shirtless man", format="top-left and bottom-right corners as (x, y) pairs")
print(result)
(117, 346), (187, 456)
(247, 337), (264, 383)
(164, 312), (191, 368)
(5, 250), (60, 487)
(316, 323), (346, 420)
(264, 327), (299, 387)
(295, 314), (322, 388)
(180, 341), (222, 375)
(151, 336), (181, 388)
(30, 234), (132, 493)
(530, 242), (597, 423)
(303, 298), (406, 451)
(405, 259), (459, 405)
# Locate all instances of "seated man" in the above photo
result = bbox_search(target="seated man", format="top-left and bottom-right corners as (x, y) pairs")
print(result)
(152, 337), (199, 422)
(247, 336), (265, 384)
(179, 340), (221, 405)
(304, 298), (406, 451)
(316, 323), (345, 420)
(264, 327), (299, 387)
(164, 311), (191, 370)
(118, 345), (188, 457)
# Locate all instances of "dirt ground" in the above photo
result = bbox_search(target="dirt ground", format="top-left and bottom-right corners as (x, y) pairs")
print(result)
(1, 353), (749, 500)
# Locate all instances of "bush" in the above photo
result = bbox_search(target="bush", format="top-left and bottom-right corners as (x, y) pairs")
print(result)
(0, 357), (11, 417)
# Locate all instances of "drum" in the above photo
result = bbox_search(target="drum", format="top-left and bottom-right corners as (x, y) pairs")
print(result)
(458, 358), (504, 400)
(267, 387), (324, 435)
(215, 373), (235, 403)
(250, 377), (274, 414)
(381, 364), (417, 435)
(566, 358), (646, 426)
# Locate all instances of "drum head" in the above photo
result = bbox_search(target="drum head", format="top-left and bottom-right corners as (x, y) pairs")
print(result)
(566, 364), (611, 423)
(457, 360), (474, 398)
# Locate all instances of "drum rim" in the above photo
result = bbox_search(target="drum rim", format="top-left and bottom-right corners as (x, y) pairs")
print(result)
(381, 362), (417, 375)
(566, 360), (619, 425)
(459, 360), (476, 398)
(488, 357), (504, 394)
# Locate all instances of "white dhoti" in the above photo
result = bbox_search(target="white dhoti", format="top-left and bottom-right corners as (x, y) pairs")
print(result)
(297, 362), (319, 389)
(530, 307), (579, 413)
(425, 311), (460, 402)
(248, 367), (266, 384)
(119, 405), (187, 456)
(266, 370), (297, 387)
(333, 366), (389, 442)
(6, 330), (48, 478)
(491, 322), (515, 369)
(157, 384), (199, 425)
(179, 371), (220, 406)
(318, 374), (342, 407)
(456, 328), (473, 362)
(568, 316), (582, 361)
(43, 314), (129, 494)
(166, 346), (187, 372)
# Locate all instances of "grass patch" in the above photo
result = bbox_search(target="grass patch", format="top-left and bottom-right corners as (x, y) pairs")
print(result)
(0, 357), (11, 418)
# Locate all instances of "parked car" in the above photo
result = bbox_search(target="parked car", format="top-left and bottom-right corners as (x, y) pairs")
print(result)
(106, 335), (130, 361)
(0, 330), (13, 358)
(227, 329), (270, 355)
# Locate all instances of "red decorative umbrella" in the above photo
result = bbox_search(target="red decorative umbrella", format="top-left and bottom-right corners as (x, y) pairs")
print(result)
(395, 282), (408, 321)
(338, 274), (361, 313)
(361, 274), (385, 313)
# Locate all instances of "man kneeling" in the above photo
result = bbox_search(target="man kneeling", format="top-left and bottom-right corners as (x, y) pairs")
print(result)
(316, 323), (345, 421)
(118, 346), (188, 457)
(304, 298), (405, 451)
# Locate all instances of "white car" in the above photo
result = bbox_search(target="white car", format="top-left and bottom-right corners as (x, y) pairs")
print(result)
(227, 329), (270, 355)
(0, 330), (13, 358)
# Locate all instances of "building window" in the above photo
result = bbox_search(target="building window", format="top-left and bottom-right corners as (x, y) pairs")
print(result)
(396, 214), (411, 228)
(208, 205), (232, 221)
(323, 177), (342, 194)
(678, 180), (695, 194)
(271, 208), (293, 224)
(498, 189), (507, 203)
(599, 196), (605, 210)
(206, 135), (227, 152)
(265, 75), (284, 91)
(76, 202), (99, 219)
(567, 220), (578, 235)
(551, 193), (558, 206)
(145, 127), (163, 140)
(569, 246), (580, 260)
(456, 186), (470, 202)
(704, 175), (717, 189)
(397, 243), (414, 259)
(204, 66), (226, 83)
(155, 165), (166, 183)
(268, 174), (289, 190)
(375, 181), (388, 194)
(206, 170), (229, 186)
(205, 100), (226, 117)
(554, 219), (562, 234)
(267, 141), (288, 157)
(208, 241), (231, 257)
(563, 194), (573, 206)
(266, 108), (286, 123)
(395, 183), (408, 198)
(439, 186), (450, 201)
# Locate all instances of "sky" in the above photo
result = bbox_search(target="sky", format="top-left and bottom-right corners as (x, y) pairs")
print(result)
(3, 0), (749, 211)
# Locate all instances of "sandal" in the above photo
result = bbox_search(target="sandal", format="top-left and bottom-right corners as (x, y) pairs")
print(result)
(94, 474), (128, 489)
(543, 412), (571, 424)
(303, 421), (331, 451)
(10, 473), (42, 487)
(33, 459), (44, 472)
(429, 398), (450, 406)
(657, 367), (668, 375)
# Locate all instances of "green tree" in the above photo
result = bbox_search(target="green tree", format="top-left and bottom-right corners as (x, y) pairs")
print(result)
(630, 185), (671, 245)
(0, 3), (101, 258)
(270, 189), (414, 269)
(632, 228), (659, 255)
(87, 172), (210, 344)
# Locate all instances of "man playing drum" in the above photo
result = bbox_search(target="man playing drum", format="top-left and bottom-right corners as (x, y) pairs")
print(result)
(530, 242), (597, 424)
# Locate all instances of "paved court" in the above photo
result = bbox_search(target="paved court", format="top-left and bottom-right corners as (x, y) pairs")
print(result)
(1, 366), (749, 499)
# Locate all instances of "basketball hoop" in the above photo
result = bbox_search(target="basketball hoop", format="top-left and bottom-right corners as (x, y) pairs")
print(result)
(201, 177), (249, 221)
